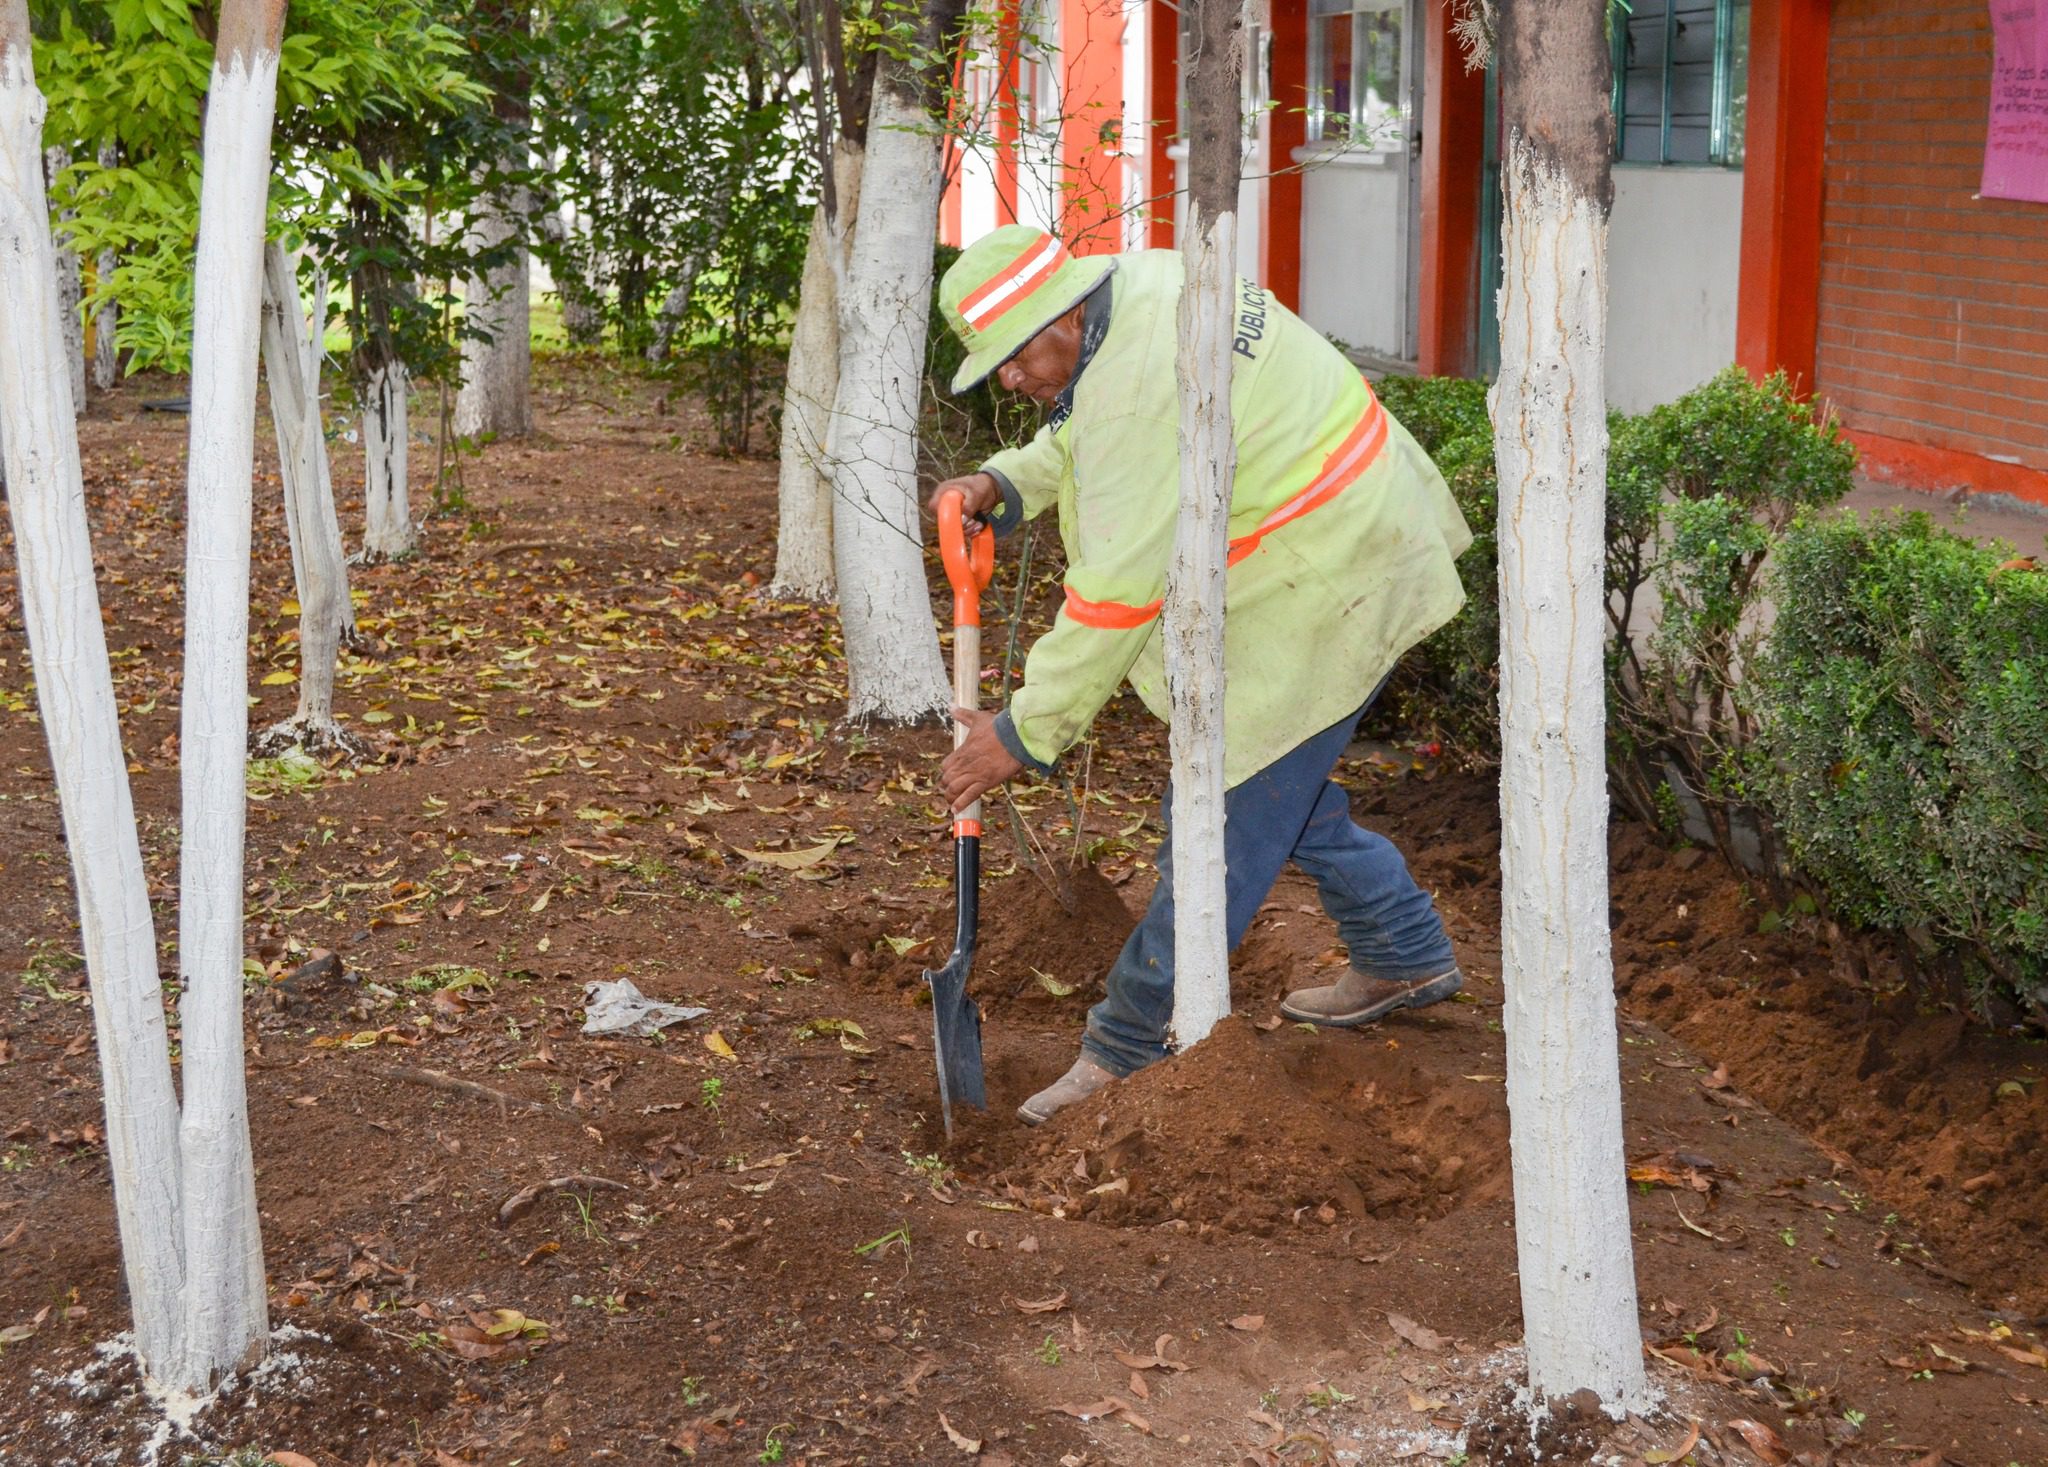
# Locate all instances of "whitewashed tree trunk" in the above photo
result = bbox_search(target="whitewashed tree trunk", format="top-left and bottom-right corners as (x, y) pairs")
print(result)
(170, 0), (283, 1394)
(1494, 0), (1647, 1416)
(540, 190), (603, 345)
(1165, 207), (1236, 1048)
(44, 145), (85, 408)
(93, 143), (118, 390)
(1164, 0), (1246, 1050)
(0, 8), (187, 1376)
(454, 179), (532, 440)
(824, 82), (949, 721)
(645, 189), (732, 364)
(256, 242), (363, 756)
(772, 140), (864, 601)
(359, 360), (414, 561)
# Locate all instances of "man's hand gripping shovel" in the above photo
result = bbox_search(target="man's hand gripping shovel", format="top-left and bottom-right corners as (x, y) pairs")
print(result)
(928, 488), (995, 1139)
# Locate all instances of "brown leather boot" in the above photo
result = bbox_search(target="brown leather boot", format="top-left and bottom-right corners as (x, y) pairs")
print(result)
(1017, 1054), (1117, 1126)
(1280, 966), (1463, 1028)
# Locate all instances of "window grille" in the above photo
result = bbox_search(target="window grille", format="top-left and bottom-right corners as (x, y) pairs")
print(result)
(1611, 0), (1750, 165)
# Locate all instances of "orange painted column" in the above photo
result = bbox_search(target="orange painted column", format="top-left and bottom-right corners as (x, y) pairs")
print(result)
(940, 44), (967, 247)
(1058, 0), (1127, 251)
(1735, 0), (1831, 394)
(1415, 0), (1485, 378)
(996, 0), (1022, 225)
(1263, 0), (1307, 308)
(1147, 0), (1178, 248)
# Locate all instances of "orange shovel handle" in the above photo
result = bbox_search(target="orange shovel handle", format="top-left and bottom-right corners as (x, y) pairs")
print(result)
(937, 487), (996, 628)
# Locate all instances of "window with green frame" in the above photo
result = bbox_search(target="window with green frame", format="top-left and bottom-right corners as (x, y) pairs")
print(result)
(1611, 0), (1751, 165)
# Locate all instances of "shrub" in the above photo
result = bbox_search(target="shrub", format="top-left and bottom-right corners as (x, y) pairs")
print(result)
(1371, 376), (1500, 756)
(1753, 514), (2048, 1019)
(1605, 369), (1856, 851)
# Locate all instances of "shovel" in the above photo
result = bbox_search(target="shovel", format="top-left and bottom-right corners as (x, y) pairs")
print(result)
(927, 487), (996, 1139)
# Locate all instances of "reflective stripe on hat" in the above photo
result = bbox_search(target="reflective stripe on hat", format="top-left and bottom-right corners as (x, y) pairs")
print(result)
(1061, 389), (1390, 630)
(958, 231), (1071, 332)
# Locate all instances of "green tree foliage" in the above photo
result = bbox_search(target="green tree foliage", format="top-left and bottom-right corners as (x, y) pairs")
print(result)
(534, 0), (815, 450)
(31, 0), (485, 373)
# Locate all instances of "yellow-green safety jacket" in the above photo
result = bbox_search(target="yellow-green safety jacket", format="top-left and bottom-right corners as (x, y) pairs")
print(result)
(982, 248), (1472, 789)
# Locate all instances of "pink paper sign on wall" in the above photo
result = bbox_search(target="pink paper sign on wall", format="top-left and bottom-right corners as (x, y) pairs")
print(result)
(1982, 0), (2048, 203)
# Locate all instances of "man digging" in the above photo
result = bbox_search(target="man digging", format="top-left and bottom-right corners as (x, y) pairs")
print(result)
(929, 225), (1475, 1126)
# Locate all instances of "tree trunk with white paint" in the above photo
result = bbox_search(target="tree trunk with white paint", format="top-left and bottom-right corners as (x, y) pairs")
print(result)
(93, 143), (119, 390)
(0, 3), (187, 1376)
(825, 80), (949, 721)
(771, 139), (863, 601)
(1163, 0), (1247, 1050)
(455, 182), (531, 439)
(540, 189), (603, 345)
(645, 206), (727, 364)
(1493, 0), (1647, 1416)
(45, 145), (85, 408)
(169, 0), (284, 1395)
(256, 241), (365, 757)
(359, 360), (414, 561)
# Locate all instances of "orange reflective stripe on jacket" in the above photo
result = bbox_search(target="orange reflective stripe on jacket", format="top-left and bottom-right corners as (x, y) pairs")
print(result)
(1061, 390), (1390, 630)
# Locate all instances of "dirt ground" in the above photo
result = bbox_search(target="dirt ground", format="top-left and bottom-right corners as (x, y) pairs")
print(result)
(1, 360), (2046, 1466)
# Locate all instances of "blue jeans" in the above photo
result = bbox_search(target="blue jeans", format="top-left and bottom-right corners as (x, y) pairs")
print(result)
(1082, 699), (1457, 1076)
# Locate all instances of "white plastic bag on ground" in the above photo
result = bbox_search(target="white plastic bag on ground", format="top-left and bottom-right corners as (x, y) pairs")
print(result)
(580, 978), (709, 1038)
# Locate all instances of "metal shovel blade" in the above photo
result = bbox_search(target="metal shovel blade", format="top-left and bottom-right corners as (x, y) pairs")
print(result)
(925, 949), (986, 1139)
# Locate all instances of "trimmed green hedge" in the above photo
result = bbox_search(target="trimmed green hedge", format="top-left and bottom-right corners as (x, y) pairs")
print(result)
(1370, 375), (1500, 753)
(1754, 514), (2048, 1014)
(1381, 366), (2047, 1022)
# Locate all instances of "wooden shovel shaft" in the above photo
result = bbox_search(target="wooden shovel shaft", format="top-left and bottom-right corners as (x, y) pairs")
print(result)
(953, 621), (981, 831)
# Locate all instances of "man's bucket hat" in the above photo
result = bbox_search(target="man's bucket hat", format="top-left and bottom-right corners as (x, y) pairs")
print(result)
(939, 225), (1115, 394)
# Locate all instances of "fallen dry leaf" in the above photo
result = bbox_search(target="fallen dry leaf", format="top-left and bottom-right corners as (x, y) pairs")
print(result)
(1128, 1370), (1149, 1400)
(1643, 1420), (1702, 1464)
(939, 1411), (982, 1454)
(1115, 1333), (1193, 1372)
(1388, 1312), (1448, 1352)
(1999, 1343), (2048, 1369)
(1727, 1417), (1791, 1465)
(965, 1229), (996, 1250)
(703, 1030), (737, 1060)
(1051, 1396), (1153, 1435)
(1011, 1290), (1070, 1315)
(733, 837), (841, 870)
(0, 1219), (25, 1250)
(1228, 1314), (1265, 1332)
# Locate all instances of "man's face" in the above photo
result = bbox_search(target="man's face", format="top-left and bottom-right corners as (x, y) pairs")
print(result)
(994, 303), (1086, 405)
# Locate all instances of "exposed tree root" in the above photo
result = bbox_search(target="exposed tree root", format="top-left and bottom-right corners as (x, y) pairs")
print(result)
(249, 717), (374, 762)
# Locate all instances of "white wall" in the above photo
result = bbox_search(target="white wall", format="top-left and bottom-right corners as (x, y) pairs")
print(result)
(959, 142), (997, 246)
(1605, 166), (1743, 413)
(1297, 151), (1407, 357)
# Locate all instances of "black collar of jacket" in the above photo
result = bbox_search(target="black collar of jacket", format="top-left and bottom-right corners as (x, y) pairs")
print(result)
(1049, 279), (1114, 434)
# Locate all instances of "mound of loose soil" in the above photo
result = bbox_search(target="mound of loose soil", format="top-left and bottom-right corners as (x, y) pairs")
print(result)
(1365, 768), (2048, 1313)
(812, 861), (1136, 1018)
(986, 1015), (1510, 1238)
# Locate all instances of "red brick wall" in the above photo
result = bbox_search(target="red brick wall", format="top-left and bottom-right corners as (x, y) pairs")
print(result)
(1818, 0), (2048, 476)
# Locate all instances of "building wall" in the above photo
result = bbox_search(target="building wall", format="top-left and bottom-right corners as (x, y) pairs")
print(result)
(1299, 155), (1408, 356)
(1606, 166), (1745, 414)
(1818, 0), (2048, 478)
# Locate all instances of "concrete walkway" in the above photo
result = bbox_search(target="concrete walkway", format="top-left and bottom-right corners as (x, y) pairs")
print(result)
(1842, 478), (2046, 561)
